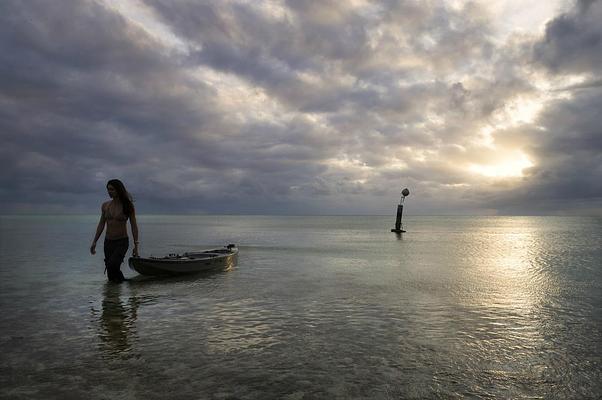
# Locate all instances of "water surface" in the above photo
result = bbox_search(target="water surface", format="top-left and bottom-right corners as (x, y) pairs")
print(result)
(1, 215), (601, 399)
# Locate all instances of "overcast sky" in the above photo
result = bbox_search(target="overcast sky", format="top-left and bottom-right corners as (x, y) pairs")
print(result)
(1, 0), (601, 215)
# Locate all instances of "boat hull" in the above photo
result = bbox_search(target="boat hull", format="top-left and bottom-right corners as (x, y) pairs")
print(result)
(128, 247), (238, 276)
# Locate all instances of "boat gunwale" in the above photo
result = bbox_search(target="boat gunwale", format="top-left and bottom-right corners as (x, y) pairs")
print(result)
(129, 248), (238, 265)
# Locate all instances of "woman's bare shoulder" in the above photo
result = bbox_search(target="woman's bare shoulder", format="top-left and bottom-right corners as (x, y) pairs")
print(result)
(101, 201), (111, 210)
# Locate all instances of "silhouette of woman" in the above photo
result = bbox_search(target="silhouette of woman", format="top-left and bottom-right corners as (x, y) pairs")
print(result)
(90, 179), (139, 282)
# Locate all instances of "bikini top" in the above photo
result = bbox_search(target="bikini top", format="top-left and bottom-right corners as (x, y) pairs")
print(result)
(103, 202), (128, 222)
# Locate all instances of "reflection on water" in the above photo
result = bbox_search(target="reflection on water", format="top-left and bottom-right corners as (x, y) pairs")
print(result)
(440, 223), (549, 396)
(95, 283), (140, 357)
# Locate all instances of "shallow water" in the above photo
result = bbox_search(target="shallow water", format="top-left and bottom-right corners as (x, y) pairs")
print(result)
(0, 215), (601, 399)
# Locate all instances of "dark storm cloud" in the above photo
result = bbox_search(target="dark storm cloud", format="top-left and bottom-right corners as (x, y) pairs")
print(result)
(0, 0), (239, 211)
(534, 0), (602, 75)
(1, 0), (600, 214)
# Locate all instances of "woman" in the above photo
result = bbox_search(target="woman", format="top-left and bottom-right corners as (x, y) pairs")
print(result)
(90, 179), (139, 282)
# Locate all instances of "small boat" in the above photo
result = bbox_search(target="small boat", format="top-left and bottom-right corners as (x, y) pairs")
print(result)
(128, 244), (238, 276)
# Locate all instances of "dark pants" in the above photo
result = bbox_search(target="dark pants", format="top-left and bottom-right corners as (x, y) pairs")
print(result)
(104, 237), (129, 282)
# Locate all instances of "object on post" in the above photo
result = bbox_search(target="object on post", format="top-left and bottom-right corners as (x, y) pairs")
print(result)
(391, 188), (410, 233)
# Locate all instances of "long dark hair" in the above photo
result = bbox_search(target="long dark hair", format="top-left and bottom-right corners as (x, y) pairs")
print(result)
(107, 179), (134, 217)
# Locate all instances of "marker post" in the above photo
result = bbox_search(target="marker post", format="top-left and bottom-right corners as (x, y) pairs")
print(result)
(391, 188), (410, 233)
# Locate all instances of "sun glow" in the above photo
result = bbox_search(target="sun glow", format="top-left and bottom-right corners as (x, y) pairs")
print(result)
(469, 152), (533, 178)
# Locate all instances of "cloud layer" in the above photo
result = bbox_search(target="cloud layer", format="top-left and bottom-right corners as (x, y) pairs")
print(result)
(1, 0), (601, 214)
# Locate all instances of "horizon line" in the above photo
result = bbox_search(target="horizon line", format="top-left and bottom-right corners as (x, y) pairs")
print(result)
(1, 213), (599, 218)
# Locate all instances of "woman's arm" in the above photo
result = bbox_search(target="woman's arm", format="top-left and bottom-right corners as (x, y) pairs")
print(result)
(90, 203), (107, 255)
(130, 206), (139, 257)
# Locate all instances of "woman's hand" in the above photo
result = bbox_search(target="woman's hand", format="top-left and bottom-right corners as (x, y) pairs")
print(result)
(132, 243), (139, 257)
(90, 242), (96, 255)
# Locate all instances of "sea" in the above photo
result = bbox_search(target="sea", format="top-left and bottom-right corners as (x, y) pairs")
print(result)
(0, 215), (600, 399)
